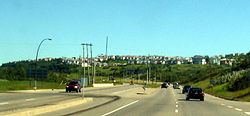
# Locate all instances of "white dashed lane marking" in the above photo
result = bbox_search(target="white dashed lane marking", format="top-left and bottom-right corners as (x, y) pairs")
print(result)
(245, 112), (250, 115)
(0, 102), (9, 105)
(176, 105), (178, 108)
(221, 104), (225, 106)
(25, 98), (36, 101)
(175, 109), (178, 113)
(227, 106), (233, 108)
(234, 108), (242, 111)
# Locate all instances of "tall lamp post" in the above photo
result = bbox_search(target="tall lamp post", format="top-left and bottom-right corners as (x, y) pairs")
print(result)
(81, 43), (86, 85)
(89, 43), (94, 84)
(35, 38), (52, 90)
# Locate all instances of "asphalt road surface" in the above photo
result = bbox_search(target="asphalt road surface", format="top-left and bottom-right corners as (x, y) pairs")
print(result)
(1, 85), (250, 116)
(43, 85), (250, 116)
(0, 84), (138, 113)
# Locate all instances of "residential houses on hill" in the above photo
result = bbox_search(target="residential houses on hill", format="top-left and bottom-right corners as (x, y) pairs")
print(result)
(5, 53), (241, 67)
(55, 53), (239, 67)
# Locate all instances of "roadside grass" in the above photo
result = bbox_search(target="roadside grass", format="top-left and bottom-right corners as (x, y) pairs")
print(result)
(193, 79), (250, 102)
(238, 94), (250, 101)
(206, 84), (250, 101)
(0, 80), (65, 92)
(193, 79), (210, 89)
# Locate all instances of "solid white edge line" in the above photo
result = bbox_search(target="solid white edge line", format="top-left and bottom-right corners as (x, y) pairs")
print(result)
(0, 102), (9, 105)
(175, 109), (178, 113)
(235, 108), (242, 111)
(245, 112), (250, 115)
(101, 100), (139, 116)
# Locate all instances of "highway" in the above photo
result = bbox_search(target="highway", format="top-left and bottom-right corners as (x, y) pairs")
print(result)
(0, 85), (250, 116)
(42, 85), (250, 116)
(0, 84), (139, 114)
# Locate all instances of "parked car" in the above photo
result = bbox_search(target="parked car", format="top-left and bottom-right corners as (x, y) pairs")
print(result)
(66, 80), (81, 93)
(186, 87), (204, 101)
(161, 82), (169, 88)
(182, 85), (191, 94)
(173, 82), (180, 89)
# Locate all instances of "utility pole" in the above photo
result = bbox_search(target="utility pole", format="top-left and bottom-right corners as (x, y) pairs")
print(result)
(148, 55), (151, 84)
(105, 36), (108, 60)
(81, 44), (86, 82)
(90, 43), (94, 84)
(86, 44), (90, 85)
(146, 56), (149, 84)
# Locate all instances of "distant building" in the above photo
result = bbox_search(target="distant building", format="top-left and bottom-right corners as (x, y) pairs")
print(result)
(192, 55), (204, 64)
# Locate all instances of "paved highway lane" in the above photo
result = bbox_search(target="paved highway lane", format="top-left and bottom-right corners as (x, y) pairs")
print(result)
(0, 92), (80, 112)
(106, 87), (250, 116)
(2, 84), (249, 116)
(0, 84), (140, 114)
(66, 86), (250, 116)
(103, 87), (177, 116)
(172, 88), (250, 116)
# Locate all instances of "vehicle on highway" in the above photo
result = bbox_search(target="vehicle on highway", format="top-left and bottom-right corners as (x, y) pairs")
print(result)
(182, 85), (191, 94)
(161, 82), (169, 88)
(66, 80), (81, 93)
(173, 82), (180, 89)
(186, 87), (205, 101)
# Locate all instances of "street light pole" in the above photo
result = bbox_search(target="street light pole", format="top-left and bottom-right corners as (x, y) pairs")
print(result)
(81, 44), (86, 80)
(81, 43), (94, 86)
(86, 44), (90, 85)
(90, 43), (94, 84)
(35, 38), (52, 90)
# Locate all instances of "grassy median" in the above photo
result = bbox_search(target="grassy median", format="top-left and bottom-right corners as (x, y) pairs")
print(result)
(0, 80), (65, 92)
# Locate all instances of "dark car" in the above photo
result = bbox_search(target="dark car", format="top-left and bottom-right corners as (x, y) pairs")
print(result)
(66, 80), (81, 93)
(182, 85), (191, 94)
(186, 87), (204, 101)
(161, 82), (169, 88)
(173, 82), (180, 89)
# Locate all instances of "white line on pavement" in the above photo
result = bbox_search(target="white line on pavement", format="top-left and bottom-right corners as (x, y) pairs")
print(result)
(234, 108), (242, 111)
(176, 105), (178, 108)
(25, 98), (36, 101)
(101, 100), (139, 116)
(221, 104), (225, 106)
(227, 106), (233, 108)
(175, 109), (178, 113)
(245, 112), (250, 115)
(0, 102), (9, 105)
(176, 102), (178, 104)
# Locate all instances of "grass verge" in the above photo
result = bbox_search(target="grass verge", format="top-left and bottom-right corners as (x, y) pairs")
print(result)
(0, 80), (65, 92)
(144, 83), (161, 88)
(192, 79), (250, 102)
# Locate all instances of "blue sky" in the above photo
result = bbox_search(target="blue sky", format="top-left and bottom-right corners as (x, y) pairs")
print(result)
(0, 0), (250, 64)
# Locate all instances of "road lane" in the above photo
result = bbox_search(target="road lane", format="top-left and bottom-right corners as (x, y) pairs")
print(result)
(39, 85), (145, 116)
(0, 85), (138, 113)
(100, 88), (176, 116)
(172, 87), (249, 116)
(2, 84), (249, 116)
(88, 86), (249, 116)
